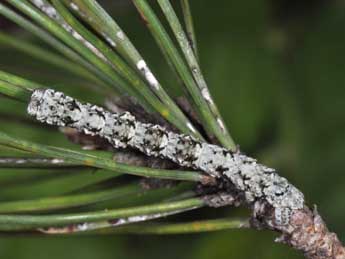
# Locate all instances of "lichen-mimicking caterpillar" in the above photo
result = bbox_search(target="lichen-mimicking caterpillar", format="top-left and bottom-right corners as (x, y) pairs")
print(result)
(27, 89), (305, 226)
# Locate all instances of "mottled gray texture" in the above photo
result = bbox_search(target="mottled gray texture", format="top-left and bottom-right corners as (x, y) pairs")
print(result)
(27, 89), (305, 226)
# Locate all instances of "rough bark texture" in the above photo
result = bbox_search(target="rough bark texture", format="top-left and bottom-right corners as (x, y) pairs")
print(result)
(252, 202), (345, 259)
(27, 89), (345, 259)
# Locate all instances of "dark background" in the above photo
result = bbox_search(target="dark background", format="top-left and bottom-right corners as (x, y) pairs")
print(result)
(0, 0), (344, 258)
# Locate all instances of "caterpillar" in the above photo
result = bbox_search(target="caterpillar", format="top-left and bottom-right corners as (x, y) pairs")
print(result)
(27, 89), (305, 225)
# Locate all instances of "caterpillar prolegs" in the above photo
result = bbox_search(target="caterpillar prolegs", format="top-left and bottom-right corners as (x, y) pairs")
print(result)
(27, 89), (304, 225)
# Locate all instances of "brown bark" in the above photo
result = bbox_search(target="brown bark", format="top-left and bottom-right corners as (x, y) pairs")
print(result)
(200, 180), (345, 259)
(252, 201), (345, 259)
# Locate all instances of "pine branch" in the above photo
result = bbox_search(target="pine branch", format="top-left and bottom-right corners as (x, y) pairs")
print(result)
(0, 1), (344, 258)
(25, 88), (345, 259)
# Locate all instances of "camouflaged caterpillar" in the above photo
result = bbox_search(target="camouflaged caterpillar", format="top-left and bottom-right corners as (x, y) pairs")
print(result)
(27, 89), (305, 225)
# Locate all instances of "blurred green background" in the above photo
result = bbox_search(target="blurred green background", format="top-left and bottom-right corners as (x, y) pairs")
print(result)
(0, 0), (344, 258)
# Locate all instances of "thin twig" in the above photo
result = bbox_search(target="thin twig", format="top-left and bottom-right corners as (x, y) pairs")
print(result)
(26, 88), (345, 259)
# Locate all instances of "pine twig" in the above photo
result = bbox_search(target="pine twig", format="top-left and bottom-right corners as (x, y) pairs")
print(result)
(1, 1), (344, 258)
(26, 88), (345, 259)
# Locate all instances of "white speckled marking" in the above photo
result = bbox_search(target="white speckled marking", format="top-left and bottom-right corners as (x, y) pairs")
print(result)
(217, 117), (226, 132)
(137, 60), (159, 90)
(187, 122), (197, 133)
(51, 158), (65, 164)
(70, 3), (79, 11)
(116, 31), (125, 40)
(201, 88), (212, 103)
(101, 33), (116, 47)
